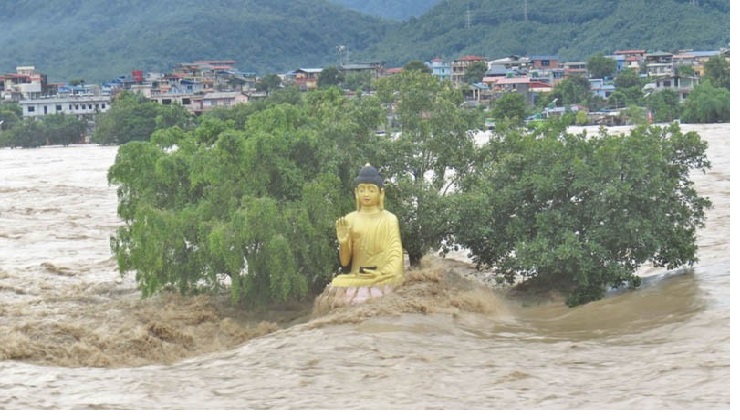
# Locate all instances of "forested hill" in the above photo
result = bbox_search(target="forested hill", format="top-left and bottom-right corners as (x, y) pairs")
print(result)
(0, 0), (730, 84)
(0, 0), (395, 83)
(356, 0), (730, 66)
(327, 0), (441, 21)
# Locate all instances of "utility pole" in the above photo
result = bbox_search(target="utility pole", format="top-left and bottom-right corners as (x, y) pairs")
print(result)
(524, 0), (528, 22)
(465, 4), (471, 29)
(336, 45), (348, 66)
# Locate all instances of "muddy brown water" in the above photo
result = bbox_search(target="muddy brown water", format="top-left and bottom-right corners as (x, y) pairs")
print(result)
(0, 124), (730, 409)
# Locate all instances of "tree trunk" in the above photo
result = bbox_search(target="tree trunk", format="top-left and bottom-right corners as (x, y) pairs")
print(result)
(408, 251), (423, 268)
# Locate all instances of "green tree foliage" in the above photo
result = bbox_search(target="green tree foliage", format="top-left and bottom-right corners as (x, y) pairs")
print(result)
(403, 60), (432, 73)
(328, 0), (439, 21)
(1, 118), (43, 148)
(255, 74), (282, 94)
(609, 83), (645, 110)
(587, 53), (617, 79)
(453, 121), (711, 306)
(0, 0), (394, 82)
(702, 55), (730, 90)
(0, 0), (729, 83)
(463, 61), (488, 84)
(646, 89), (682, 122)
(681, 80), (730, 123)
(614, 69), (642, 89)
(92, 91), (193, 145)
(548, 75), (592, 106)
(318, 66), (343, 88)
(676, 64), (696, 77)
(342, 71), (375, 92)
(358, 0), (728, 71)
(108, 87), (387, 306)
(0, 103), (22, 146)
(622, 104), (649, 125)
(0, 111), (88, 148)
(39, 114), (89, 146)
(490, 92), (528, 123)
(107, 73), (713, 309)
(373, 71), (478, 266)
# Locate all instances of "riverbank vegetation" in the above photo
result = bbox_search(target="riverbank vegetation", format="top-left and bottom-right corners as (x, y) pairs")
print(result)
(103, 71), (711, 308)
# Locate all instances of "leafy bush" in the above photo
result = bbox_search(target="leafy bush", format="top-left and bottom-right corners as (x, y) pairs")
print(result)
(453, 121), (711, 306)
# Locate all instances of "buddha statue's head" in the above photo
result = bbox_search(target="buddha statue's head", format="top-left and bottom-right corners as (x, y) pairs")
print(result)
(354, 163), (385, 211)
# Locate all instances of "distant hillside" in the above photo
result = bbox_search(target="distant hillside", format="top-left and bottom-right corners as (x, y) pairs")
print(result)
(328, 0), (441, 21)
(356, 0), (730, 66)
(0, 0), (395, 83)
(0, 0), (730, 84)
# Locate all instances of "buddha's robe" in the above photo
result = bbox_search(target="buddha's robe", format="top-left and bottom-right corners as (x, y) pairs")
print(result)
(330, 209), (404, 288)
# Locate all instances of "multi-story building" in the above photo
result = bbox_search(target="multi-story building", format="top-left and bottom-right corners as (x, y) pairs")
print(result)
(2, 66), (49, 101)
(427, 58), (451, 81)
(612, 49), (647, 74)
(563, 61), (588, 77)
(645, 51), (674, 77)
(529, 55), (560, 70)
(451, 55), (485, 85)
(19, 95), (111, 119)
(291, 68), (323, 90)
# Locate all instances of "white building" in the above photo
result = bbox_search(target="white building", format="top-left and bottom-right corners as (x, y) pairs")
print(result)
(19, 95), (111, 118)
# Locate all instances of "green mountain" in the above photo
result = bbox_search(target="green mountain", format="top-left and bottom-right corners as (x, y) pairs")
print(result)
(0, 0), (395, 83)
(327, 0), (441, 21)
(0, 0), (730, 84)
(357, 0), (730, 66)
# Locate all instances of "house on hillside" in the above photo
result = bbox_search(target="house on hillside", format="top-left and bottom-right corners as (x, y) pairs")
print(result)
(451, 55), (485, 85)
(468, 82), (492, 103)
(488, 55), (530, 71)
(2, 66), (49, 101)
(427, 58), (451, 81)
(197, 91), (249, 112)
(605, 54), (626, 73)
(385, 67), (403, 76)
(614, 49), (647, 63)
(484, 64), (511, 78)
(486, 75), (536, 104)
(291, 68), (322, 90)
(340, 62), (384, 79)
(590, 78), (615, 99)
(614, 49), (647, 74)
(674, 50), (724, 77)
(529, 55), (560, 70)
(563, 61), (587, 77)
(644, 75), (700, 102)
(150, 93), (195, 110)
(645, 51), (674, 77)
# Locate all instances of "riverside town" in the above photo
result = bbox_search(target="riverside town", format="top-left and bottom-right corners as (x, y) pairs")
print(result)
(0, 46), (730, 144)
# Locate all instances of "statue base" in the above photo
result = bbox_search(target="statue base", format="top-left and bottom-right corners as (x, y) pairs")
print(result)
(313, 284), (394, 314)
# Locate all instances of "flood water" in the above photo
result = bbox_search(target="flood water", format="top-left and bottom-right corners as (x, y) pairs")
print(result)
(0, 123), (731, 409)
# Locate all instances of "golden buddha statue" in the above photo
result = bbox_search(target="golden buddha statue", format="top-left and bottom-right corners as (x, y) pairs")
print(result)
(331, 163), (404, 289)
(312, 164), (405, 312)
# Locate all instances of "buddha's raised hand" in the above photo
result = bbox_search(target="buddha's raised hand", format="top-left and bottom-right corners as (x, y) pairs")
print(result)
(335, 217), (351, 244)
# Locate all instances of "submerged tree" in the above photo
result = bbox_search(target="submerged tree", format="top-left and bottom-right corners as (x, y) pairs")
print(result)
(107, 75), (711, 309)
(681, 80), (730, 123)
(374, 70), (478, 266)
(92, 91), (192, 145)
(702, 54), (730, 90)
(108, 87), (386, 306)
(452, 121), (711, 306)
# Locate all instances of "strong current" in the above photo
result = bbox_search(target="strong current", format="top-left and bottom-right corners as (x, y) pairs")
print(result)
(0, 124), (731, 409)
